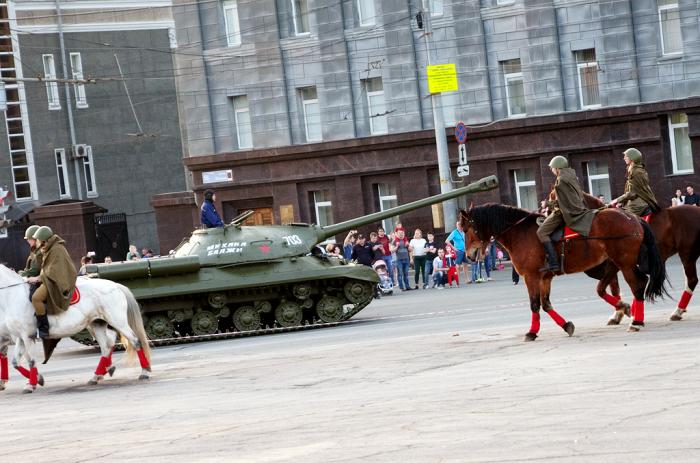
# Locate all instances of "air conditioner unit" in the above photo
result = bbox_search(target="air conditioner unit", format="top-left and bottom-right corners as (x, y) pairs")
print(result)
(72, 144), (88, 158)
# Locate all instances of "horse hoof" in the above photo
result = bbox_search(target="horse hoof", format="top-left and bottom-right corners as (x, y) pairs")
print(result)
(37, 375), (45, 387)
(670, 309), (684, 321)
(606, 318), (620, 326)
(0, 383), (5, 392)
(107, 366), (116, 377)
(87, 376), (102, 386)
(138, 374), (150, 381)
(620, 303), (631, 317)
(627, 322), (645, 332)
(523, 333), (538, 342)
(563, 322), (575, 337)
(22, 385), (34, 394)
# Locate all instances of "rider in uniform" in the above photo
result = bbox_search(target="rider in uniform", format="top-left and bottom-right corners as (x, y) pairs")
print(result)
(609, 148), (660, 216)
(18, 225), (42, 278)
(536, 156), (597, 273)
(24, 226), (77, 339)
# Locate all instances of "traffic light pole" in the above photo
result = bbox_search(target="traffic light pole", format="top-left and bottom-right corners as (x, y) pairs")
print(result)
(421, 5), (456, 232)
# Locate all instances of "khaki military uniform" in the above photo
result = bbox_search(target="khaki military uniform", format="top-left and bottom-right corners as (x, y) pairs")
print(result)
(32, 235), (77, 316)
(19, 247), (43, 278)
(614, 164), (659, 216)
(537, 168), (597, 243)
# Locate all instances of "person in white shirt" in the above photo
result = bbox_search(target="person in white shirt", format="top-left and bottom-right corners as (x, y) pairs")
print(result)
(432, 248), (448, 288)
(409, 229), (428, 289)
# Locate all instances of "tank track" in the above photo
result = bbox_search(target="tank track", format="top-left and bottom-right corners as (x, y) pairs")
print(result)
(71, 278), (374, 348)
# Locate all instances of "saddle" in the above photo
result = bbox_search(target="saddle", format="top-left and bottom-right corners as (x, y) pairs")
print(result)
(550, 226), (582, 243)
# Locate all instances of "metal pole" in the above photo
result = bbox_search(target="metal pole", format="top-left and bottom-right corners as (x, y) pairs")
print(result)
(56, 0), (83, 200)
(421, 3), (455, 231)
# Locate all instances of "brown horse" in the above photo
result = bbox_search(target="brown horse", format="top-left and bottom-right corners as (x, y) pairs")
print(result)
(461, 204), (667, 341)
(580, 193), (700, 323)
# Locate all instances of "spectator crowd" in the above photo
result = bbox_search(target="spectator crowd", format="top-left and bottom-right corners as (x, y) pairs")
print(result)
(329, 221), (507, 291)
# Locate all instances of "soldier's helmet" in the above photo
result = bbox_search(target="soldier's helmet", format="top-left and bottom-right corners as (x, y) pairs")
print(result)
(548, 155), (569, 169)
(33, 226), (54, 242)
(24, 225), (40, 240)
(623, 148), (643, 163)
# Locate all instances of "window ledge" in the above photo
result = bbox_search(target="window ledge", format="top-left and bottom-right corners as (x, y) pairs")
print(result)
(659, 53), (683, 62)
(667, 171), (695, 177)
(507, 113), (527, 119)
(48, 105), (61, 111)
(581, 104), (602, 110)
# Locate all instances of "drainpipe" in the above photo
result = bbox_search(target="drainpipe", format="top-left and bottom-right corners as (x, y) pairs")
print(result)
(56, 0), (83, 199)
(407, 0), (425, 129)
(339, 0), (358, 137)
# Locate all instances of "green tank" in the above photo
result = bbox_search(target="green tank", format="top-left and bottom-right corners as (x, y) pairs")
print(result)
(83, 175), (498, 344)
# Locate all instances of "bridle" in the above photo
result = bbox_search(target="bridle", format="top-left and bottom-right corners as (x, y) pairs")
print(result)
(461, 210), (536, 244)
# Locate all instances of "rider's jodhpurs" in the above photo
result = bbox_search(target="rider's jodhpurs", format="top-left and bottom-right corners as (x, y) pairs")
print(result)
(31, 284), (48, 316)
(536, 212), (564, 243)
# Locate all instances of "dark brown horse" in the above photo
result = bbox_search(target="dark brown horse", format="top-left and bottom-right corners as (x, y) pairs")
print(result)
(580, 193), (700, 323)
(461, 204), (667, 341)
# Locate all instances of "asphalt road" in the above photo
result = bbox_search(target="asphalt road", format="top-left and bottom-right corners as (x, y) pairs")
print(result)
(2, 257), (699, 462)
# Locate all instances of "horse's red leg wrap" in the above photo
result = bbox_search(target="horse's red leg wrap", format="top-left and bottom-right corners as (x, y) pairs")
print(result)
(602, 293), (621, 307)
(137, 349), (150, 369)
(529, 312), (541, 334)
(678, 290), (692, 311)
(0, 354), (9, 381)
(29, 367), (38, 387)
(15, 365), (30, 379)
(105, 348), (114, 368)
(632, 299), (645, 323)
(545, 308), (566, 327)
(95, 356), (111, 376)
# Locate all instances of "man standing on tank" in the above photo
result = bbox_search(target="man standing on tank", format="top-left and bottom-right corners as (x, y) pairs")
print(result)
(201, 189), (224, 228)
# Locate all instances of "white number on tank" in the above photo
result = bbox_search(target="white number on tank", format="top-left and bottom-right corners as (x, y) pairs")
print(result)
(283, 235), (303, 246)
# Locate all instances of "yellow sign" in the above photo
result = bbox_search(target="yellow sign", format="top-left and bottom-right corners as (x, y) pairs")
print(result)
(427, 64), (459, 94)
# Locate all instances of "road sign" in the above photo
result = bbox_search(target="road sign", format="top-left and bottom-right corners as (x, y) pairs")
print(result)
(427, 64), (458, 94)
(455, 121), (467, 144)
(457, 165), (470, 177)
(458, 143), (468, 166)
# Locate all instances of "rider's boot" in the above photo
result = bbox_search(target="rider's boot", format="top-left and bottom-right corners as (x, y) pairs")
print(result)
(36, 313), (50, 339)
(539, 241), (560, 273)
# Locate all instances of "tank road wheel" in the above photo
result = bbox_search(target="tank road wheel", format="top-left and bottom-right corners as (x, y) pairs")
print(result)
(292, 284), (313, 300)
(344, 281), (374, 304)
(316, 296), (345, 323)
(275, 300), (303, 327)
(190, 310), (219, 336)
(233, 305), (261, 332)
(145, 314), (174, 340)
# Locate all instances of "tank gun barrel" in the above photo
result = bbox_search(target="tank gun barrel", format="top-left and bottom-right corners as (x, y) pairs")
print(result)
(319, 175), (498, 240)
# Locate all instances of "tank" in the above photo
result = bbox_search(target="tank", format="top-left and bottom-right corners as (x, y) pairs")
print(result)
(82, 175), (498, 345)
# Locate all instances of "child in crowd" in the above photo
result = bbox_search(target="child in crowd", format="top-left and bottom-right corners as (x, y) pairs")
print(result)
(431, 248), (449, 288)
(444, 243), (460, 287)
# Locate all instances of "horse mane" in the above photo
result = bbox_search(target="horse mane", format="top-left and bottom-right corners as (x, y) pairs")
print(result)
(462, 203), (539, 239)
(0, 264), (22, 284)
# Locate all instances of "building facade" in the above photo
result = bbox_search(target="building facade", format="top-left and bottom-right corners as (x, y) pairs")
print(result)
(0, 0), (185, 258)
(164, 0), (700, 242)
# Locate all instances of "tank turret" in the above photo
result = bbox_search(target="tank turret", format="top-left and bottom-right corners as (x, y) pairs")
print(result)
(83, 175), (498, 345)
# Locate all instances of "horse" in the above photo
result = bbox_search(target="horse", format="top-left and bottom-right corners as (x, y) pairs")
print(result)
(460, 204), (667, 341)
(579, 193), (700, 324)
(0, 264), (152, 393)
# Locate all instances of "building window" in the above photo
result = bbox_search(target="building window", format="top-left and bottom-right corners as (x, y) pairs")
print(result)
(425, 0), (443, 16)
(69, 52), (87, 108)
(513, 168), (537, 211)
(312, 190), (333, 227)
(83, 146), (98, 197)
(669, 113), (693, 174)
(232, 95), (252, 149)
(376, 183), (398, 233)
(365, 77), (388, 135)
(291, 0), (310, 35)
(575, 49), (600, 109)
(300, 87), (321, 142)
(586, 160), (611, 202)
(357, 0), (375, 26)
(223, 0), (241, 46)
(502, 59), (525, 118)
(658, 0), (682, 55)
(496, 0), (515, 6)
(54, 149), (71, 198)
(42, 54), (60, 110)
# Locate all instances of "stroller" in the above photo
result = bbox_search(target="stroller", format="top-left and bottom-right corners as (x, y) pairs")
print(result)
(372, 260), (394, 297)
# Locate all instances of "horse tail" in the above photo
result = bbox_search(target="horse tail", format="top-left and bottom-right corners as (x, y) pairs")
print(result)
(641, 220), (668, 301)
(118, 284), (151, 364)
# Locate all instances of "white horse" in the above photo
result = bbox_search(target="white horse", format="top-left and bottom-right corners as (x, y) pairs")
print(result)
(0, 264), (152, 393)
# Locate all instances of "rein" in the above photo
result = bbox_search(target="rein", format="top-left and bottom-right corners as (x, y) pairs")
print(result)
(0, 281), (28, 290)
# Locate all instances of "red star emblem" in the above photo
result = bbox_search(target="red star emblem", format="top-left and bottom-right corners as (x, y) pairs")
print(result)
(258, 244), (271, 254)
